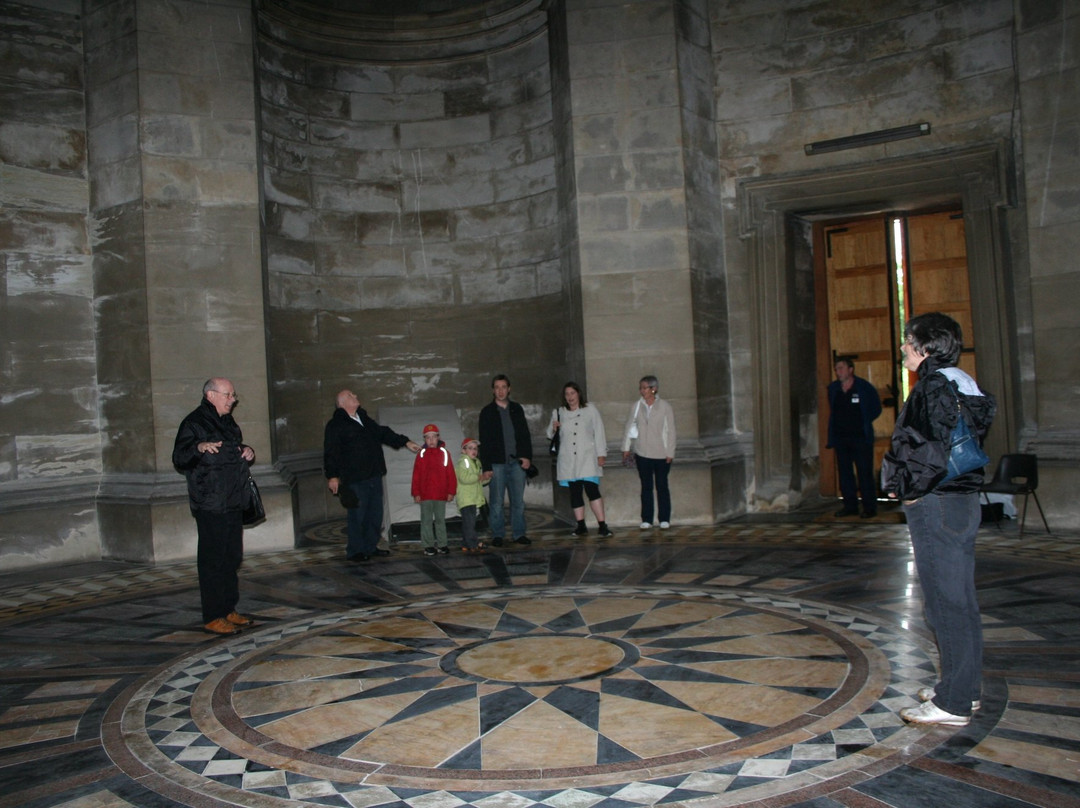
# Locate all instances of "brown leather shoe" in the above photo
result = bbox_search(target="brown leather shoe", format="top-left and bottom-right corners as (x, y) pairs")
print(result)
(226, 612), (254, 627)
(204, 618), (241, 635)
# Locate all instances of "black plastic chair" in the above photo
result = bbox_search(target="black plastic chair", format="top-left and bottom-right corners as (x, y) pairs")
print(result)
(981, 454), (1050, 536)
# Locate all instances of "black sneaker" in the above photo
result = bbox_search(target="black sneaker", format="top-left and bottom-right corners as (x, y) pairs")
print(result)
(514, 536), (531, 545)
(437, 546), (449, 555)
(597, 526), (613, 537)
(573, 525), (589, 536)
(491, 537), (504, 547)
(423, 547), (437, 556)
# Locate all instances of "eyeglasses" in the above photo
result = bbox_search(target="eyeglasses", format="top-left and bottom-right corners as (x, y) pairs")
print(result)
(212, 390), (238, 401)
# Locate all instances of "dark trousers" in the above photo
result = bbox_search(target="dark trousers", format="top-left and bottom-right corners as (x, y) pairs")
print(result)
(460, 504), (479, 549)
(834, 437), (877, 513)
(194, 509), (243, 623)
(345, 476), (384, 557)
(904, 492), (983, 716)
(635, 455), (671, 524)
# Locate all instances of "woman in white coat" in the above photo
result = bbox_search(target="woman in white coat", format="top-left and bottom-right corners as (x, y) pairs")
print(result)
(547, 382), (613, 537)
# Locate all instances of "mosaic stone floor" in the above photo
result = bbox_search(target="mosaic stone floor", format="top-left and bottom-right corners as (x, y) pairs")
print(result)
(2, 511), (1080, 808)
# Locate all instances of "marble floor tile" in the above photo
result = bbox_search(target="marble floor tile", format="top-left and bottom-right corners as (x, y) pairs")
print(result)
(969, 734), (1080, 784)
(2, 514), (1079, 807)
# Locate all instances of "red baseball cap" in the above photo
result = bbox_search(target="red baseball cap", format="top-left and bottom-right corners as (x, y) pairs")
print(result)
(422, 424), (440, 434)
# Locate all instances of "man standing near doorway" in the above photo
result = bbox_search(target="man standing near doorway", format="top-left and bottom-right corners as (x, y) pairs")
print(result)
(826, 358), (882, 518)
(324, 390), (420, 562)
(478, 374), (533, 546)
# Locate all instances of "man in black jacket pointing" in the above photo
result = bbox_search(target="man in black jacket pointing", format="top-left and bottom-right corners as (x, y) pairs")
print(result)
(324, 389), (420, 562)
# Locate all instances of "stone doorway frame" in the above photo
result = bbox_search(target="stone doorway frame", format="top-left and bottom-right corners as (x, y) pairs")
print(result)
(737, 142), (1027, 507)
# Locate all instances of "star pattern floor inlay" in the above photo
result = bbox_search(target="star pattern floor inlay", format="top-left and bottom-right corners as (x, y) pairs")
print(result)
(107, 585), (930, 804)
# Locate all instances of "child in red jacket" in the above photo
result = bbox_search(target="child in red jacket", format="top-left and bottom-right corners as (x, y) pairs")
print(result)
(412, 424), (457, 556)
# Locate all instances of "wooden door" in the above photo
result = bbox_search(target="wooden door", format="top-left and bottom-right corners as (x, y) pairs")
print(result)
(815, 208), (976, 500)
(816, 219), (896, 496)
(905, 211), (978, 383)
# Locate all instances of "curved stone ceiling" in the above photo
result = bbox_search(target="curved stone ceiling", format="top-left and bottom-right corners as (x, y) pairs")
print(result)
(256, 0), (549, 62)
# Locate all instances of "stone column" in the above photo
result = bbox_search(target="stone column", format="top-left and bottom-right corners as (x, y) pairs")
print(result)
(86, 0), (293, 561)
(1015, 1), (1080, 526)
(549, 0), (734, 525)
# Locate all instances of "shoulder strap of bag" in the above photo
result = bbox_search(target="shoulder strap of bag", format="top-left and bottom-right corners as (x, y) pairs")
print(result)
(936, 369), (965, 422)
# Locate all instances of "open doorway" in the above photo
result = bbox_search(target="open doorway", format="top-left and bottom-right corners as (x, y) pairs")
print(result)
(739, 143), (1017, 512)
(815, 209), (980, 499)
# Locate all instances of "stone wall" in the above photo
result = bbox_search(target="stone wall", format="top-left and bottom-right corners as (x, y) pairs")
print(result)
(711, 0), (1048, 508)
(1015, 0), (1080, 525)
(558, 0), (701, 424)
(677, 0), (745, 516)
(1, 0), (294, 571)
(257, 7), (568, 469)
(84, 0), (153, 485)
(0, 0), (102, 565)
(84, 0), (288, 565)
(551, 0), (723, 525)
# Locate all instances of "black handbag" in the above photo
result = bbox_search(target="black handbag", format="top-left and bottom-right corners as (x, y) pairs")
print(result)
(549, 407), (561, 456)
(242, 475), (266, 526)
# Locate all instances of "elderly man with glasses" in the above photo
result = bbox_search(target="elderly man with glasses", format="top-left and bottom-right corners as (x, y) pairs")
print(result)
(173, 377), (257, 635)
(324, 389), (420, 562)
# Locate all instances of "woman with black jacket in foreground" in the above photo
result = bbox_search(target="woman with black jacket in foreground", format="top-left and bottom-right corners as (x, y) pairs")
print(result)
(883, 312), (996, 727)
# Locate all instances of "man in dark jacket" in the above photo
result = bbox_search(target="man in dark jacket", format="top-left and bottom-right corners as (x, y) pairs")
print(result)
(826, 358), (882, 518)
(478, 374), (533, 546)
(324, 390), (419, 562)
(172, 378), (256, 636)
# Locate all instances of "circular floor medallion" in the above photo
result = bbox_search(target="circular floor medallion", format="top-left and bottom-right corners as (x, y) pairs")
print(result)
(107, 585), (940, 806)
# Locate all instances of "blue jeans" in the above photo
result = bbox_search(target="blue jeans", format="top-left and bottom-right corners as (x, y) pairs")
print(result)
(904, 492), (983, 716)
(636, 455), (671, 524)
(345, 476), (384, 557)
(488, 462), (526, 539)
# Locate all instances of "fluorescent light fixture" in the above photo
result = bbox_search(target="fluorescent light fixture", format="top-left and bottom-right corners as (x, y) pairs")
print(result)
(804, 122), (931, 156)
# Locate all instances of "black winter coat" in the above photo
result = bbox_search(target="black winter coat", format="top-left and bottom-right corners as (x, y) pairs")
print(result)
(478, 399), (532, 471)
(881, 356), (996, 501)
(323, 408), (411, 484)
(172, 399), (252, 513)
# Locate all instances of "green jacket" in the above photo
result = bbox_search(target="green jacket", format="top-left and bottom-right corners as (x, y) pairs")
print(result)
(455, 453), (487, 509)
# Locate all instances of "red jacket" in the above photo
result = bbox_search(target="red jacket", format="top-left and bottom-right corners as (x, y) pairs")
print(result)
(411, 443), (457, 500)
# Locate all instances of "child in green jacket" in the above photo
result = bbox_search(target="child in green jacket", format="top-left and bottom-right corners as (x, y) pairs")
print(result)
(455, 438), (487, 553)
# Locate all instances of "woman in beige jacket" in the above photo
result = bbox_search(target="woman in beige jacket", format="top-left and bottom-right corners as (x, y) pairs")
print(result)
(621, 375), (676, 528)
